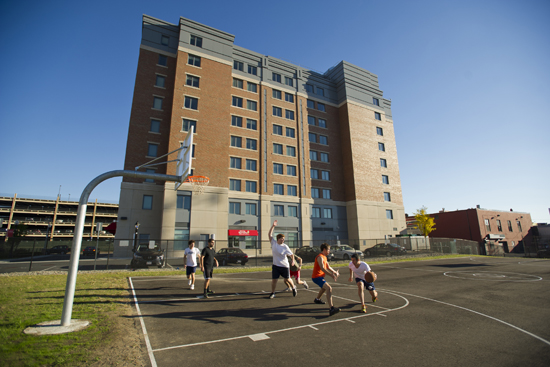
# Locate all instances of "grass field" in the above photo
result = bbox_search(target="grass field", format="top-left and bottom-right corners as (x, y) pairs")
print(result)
(0, 255), (478, 366)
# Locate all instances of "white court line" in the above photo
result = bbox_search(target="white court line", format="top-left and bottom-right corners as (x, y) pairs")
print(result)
(382, 288), (550, 347)
(129, 278), (158, 367)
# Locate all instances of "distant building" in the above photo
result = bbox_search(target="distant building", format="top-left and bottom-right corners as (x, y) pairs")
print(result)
(424, 206), (531, 255)
(0, 194), (118, 242)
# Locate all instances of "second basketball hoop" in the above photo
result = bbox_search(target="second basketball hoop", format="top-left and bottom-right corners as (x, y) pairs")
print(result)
(186, 175), (209, 195)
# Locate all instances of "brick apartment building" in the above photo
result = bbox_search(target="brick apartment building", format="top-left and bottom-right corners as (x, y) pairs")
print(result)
(114, 15), (406, 256)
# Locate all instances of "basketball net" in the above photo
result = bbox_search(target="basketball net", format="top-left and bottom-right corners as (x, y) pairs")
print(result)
(185, 176), (209, 195)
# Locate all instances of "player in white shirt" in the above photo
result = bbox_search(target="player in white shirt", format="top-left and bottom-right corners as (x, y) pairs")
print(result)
(348, 253), (378, 313)
(183, 240), (201, 290)
(268, 220), (297, 299)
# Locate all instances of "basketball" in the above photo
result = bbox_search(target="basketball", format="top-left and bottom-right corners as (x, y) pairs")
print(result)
(365, 271), (377, 283)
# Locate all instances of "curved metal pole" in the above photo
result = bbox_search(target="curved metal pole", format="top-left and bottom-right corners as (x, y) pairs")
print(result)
(61, 170), (180, 326)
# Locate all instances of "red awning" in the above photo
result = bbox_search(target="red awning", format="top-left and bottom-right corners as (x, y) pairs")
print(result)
(228, 229), (258, 237)
(105, 222), (117, 235)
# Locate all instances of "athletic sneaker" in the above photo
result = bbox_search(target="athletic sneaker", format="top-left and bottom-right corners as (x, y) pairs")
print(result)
(188, 279), (192, 286)
(361, 305), (367, 313)
(207, 289), (215, 294)
(203, 292), (209, 299)
(292, 288), (297, 297)
(303, 281), (309, 289)
(269, 293), (275, 299)
(372, 296), (377, 303)
(283, 287), (291, 292)
(329, 307), (341, 316)
(314, 298), (326, 304)
(190, 284), (194, 290)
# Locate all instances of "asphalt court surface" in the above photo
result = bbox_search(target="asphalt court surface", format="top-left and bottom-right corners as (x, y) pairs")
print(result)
(130, 257), (550, 367)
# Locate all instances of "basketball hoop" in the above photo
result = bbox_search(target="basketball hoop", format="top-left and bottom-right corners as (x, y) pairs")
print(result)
(185, 175), (209, 195)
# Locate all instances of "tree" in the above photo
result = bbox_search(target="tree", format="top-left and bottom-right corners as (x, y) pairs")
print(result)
(7, 223), (28, 258)
(414, 206), (436, 237)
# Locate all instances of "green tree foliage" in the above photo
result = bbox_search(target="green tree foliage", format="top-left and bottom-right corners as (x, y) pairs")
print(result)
(414, 206), (436, 237)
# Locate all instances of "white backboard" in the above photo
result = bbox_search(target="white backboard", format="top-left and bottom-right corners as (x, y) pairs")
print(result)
(175, 126), (194, 190)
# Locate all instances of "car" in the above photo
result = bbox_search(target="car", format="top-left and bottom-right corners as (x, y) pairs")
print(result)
(294, 246), (336, 263)
(215, 248), (249, 266)
(130, 244), (166, 269)
(331, 245), (362, 260)
(47, 245), (70, 255)
(83, 246), (100, 256)
(364, 243), (407, 257)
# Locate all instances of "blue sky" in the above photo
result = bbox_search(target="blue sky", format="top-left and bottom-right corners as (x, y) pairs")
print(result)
(1, 0), (549, 222)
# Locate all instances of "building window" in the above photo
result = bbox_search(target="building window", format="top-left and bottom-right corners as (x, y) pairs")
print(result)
(318, 119), (327, 128)
(287, 165), (297, 176)
(155, 75), (166, 88)
(229, 202), (241, 214)
(230, 157), (242, 169)
(229, 179), (241, 191)
(150, 119), (160, 133)
(246, 159), (257, 171)
(311, 188), (320, 198)
(158, 54), (167, 66)
(147, 143), (158, 157)
(322, 189), (331, 199)
(312, 207), (321, 218)
(517, 221), (522, 232)
(305, 84), (314, 93)
(248, 65), (257, 75)
(182, 119), (196, 133)
(274, 204), (284, 216)
(380, 158), (387, 168)
(234, 61), (244, 71)
(286, 127), (295, 138)
(186, 75), (199, 88)
(233, 78), (244, 89)
(375, 112), (381, 120)
(323, 208), (332, 219)
(273, 163), (283, 174)
(285, 110), (295, 120)
(274, 184), (284, 195)
(184, 96), (198, 110)
(287, 146), (296, 157)
(378, 142), (385, 152)
(485, 219), (491, 231)
(273, 72), (281, 83)
(273, 90), (282, 99)
(384, 192), (391, 202)
(247, 100), (257, 111)
(231, 115), (243, 127)
(273, 106), (282, 117)
(308, 116), (316, 125)
(317, 87), (324, 97)
(386, 209), (393, 219)
(232, 96), (243, 108)
(246, 119), (257, 130)
(309, 133), (317, 143)
(288, 186), (297, 196)
(377, 127), (383, 136)
(288, 205), (298, 216)
(284, 76), (293, 86)
(153, 97), (163, 110)
(176, 195), (191, 209)
(507, 220), (513, 232)
(317, 103), (326, 112)
(142, 195), (153, 210)
(188, 54), (201, 67)
(373, 97), (380, 106)
(310, 151), (318, 161)
(285, 93), (294, 103)
(497, 220), (502, 232)
(246, 202), (256, 214)
(245, 181), (257, 193)
(247, 82), (257, 93)
(307, 99), (315, 108)
(246, 138), (257, 150)
(273, 125), (283, 135)
(321, 170), (330, 181)
(319, 136), (328, 145)
(382, 175), (389, 184)
(273, 143), (283, 154)
(311, 169), (319, 179)
(231, 136), (242, 148)
(320, 152), (329, 162)
(190, 35), (202, 47)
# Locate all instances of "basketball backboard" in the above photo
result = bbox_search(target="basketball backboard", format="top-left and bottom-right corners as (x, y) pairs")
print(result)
(175, 126), (194, 190)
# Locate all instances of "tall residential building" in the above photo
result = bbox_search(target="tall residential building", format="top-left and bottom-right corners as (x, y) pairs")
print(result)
(114, 15), (405, 255)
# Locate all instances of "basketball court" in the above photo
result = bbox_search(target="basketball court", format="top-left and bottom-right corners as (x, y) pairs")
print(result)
(129, 256), (550, 367)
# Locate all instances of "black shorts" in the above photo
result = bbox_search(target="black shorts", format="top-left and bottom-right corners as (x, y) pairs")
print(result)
(203, 267), (214, 279)
(272, 265), (290, 279)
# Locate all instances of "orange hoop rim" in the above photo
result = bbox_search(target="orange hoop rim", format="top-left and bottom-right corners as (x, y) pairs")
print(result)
(185, 175), (210, 184)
